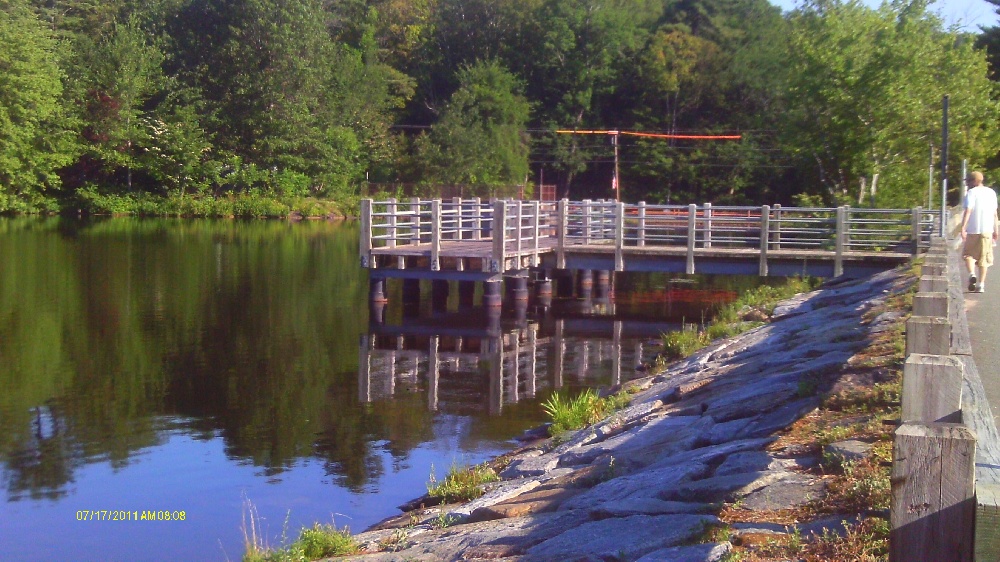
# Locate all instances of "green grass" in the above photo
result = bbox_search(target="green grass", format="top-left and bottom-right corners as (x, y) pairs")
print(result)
(426, 462), (500, 503)
(242, 522), (358, 562)
(541, 388), (632, 436)
(660, 277), (816, 361)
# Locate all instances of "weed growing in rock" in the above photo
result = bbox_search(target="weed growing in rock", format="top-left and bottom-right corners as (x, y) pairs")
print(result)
(542, 389), (631, 435)
(242, 522), (358, 562)
(426, 462), (499, 503)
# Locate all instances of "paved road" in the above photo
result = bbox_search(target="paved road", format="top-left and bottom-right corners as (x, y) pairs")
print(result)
(963, 245), (1000, 426)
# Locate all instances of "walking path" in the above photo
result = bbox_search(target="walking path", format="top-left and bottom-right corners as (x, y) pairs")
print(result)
(961, 244), (1000, 428)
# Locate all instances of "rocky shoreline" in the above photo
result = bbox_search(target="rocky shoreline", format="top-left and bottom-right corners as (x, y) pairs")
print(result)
(336, 268), (912, 561)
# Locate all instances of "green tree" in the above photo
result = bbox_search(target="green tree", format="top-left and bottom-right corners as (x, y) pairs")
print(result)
(415, 59), (531, 186)
(0, 0), (78, 211)
(782, 0), (1000, 207)
(76, 14), (164, 190)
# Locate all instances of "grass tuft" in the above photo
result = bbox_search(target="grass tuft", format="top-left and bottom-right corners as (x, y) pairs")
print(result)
(542, 388), (631, 436)
(426, 462), (499, 503)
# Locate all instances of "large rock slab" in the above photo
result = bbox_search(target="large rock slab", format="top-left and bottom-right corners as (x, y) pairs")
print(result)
(738, 472), (827, 510)
(589, 498), (714, 519)
(714, 451), (776, 477)
(559, 462), (709, 511)
(636, 542), (733, 562)
(558, 415), (711, 467)
(525, 514), (719, 561)
(660, 470), (790, 504)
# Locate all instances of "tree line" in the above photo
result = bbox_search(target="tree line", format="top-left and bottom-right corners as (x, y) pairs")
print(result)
(1, 0), (999, 214)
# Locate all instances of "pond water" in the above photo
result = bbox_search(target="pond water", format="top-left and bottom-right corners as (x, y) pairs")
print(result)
(0, 217), (770, 561)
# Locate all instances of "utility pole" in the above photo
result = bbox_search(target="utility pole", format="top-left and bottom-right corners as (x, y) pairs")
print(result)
(940, 95), (949, 235)
(612, 131), (620, 202)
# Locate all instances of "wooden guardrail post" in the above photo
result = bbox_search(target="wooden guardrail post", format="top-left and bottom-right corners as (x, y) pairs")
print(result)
(759, 204), (770, 276)
(890, 422), (975, 562)
(902, 354), (963, 423)
(913, 292), (949, 318)
(686, 204), (696, 274)
(583, 199), (592, 245)
(834, 206), (846, 277)
(905, 315), (951, 356)
(557, 199), (567, 269)
(473, 197), (483, 240)
(491, 200), (507, 273)
(912, 207), (923, 254)
(704, 202), (712, 248)
(919, 275), (949, 293)
(773, 203), (781, 250)
(531, 200), (540, 267)
(360, 199), (373, 268)
(614, 201), (624, 271)
(431, 199), (441, 271)
(410, 197), (421, 246)
(637, 201), (647, 247)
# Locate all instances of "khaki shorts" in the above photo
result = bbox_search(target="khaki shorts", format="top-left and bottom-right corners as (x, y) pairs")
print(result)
(963, 234), (995, 267)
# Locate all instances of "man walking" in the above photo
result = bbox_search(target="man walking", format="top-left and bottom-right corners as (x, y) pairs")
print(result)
(961, 171), (999, 293)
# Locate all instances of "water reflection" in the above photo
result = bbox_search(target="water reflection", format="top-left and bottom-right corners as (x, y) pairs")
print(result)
(0, 217), (760, 561)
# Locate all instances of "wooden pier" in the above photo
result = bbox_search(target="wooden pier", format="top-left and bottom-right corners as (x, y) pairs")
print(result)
(360, 198), (938, 305)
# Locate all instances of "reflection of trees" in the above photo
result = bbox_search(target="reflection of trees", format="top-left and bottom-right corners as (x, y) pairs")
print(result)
(0, 218), (438, 499)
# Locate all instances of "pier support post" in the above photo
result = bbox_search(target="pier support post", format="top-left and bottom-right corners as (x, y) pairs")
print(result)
(509, 274), (529, 302)
(536, 276), (553, 308)
(483, 280), (503, 308)
(595, 270), (611, 300)
(578, 269), (594, 299)
(369, 277), (387, 304)
(402, 279), (421, 317)
(556, 269), (574, 298)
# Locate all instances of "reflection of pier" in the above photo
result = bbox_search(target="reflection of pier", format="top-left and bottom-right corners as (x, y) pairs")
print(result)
(358, 311), (654, 415)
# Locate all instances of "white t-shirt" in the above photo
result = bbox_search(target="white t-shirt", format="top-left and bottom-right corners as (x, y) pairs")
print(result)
(964, 185), (998, 235)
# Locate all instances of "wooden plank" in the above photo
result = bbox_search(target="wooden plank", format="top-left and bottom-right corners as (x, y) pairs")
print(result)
(902, 354), (963, 423)
(890, 422), (975, 562)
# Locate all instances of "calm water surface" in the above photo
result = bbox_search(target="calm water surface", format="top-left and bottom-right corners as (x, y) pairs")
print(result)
(0, 217), (762, 561)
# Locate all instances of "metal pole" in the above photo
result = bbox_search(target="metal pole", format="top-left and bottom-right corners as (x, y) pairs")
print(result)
(927, 144), (934, 210)
(612, 131), (620, 202)
(940, 95), (949, 235)
(962, 159), (968, 202)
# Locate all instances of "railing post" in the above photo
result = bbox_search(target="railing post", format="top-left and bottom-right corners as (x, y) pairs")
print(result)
(386, 198), (397, 249)
(516, 200), (524, 255)
(492, 200), (507, 273)
(531, 200), (540, 267)
(704, 202), (712, 248)
(638, 201), (646, 247)
(912, 207), (923, 254)
(759, 205), (770, 276)
(772, 203), (781, 250)
(360, 199), (373, 268)
(614, 201), (624, 272)
(583, 199), (592, 245)
(410, 197), (421, 247)
(686, 204), (696, 274)
(557, 199), (567, 269)
(452, 196), (462, 240)
(431, 199), (441, 271)
(834, 206), (846, 277)
(473, 197), (483, 240)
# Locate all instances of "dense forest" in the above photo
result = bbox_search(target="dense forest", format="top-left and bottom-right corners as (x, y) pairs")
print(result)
(2, 0), (1000, 215)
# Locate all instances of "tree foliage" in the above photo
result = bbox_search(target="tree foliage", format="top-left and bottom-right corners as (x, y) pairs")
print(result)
(0, 0), (996, 211)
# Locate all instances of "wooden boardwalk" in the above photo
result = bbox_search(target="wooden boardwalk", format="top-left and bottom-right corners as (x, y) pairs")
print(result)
(361, 198), (938, 281)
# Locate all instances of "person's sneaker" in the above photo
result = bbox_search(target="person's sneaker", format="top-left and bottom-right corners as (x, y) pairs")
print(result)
(978, 283), (986, 293)
(970, 275), (979, 292)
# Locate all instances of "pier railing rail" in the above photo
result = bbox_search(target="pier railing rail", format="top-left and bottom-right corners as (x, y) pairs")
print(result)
(360, 198), (938, 274)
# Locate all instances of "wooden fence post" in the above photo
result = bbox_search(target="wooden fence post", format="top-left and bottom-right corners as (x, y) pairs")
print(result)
(912, 207), (923, 254)
(834, 206), (846, 277)
(913, 292), (949, 318)
(686, 204), (696, 274)
(637, 201), (646, 247)
(902, 354), (963, 424)
(431, 199), (441, 271)
(614, 201), (624, 272)
(919, 275), (949, 293)
(905, 316), (951, 356)
(890, 422), (975, 562)
(360, 199), (373, 268)
(759, 204), (770, 277)
(557, 199), (567, 269)
(704, 202), (712, 248)
(492, 200), (507, 274)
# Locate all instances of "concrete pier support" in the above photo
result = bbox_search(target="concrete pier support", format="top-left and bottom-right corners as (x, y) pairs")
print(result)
(369, 278), (388, 304)
(483, 280), (503, 308)
(536, 276), (553, 308)
(509, 274), (529, 302)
